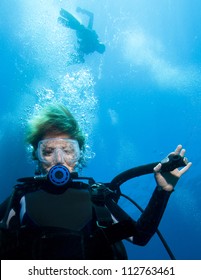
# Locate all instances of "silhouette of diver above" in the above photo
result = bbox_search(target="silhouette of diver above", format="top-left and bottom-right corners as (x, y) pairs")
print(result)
(58, 7), (106, 64)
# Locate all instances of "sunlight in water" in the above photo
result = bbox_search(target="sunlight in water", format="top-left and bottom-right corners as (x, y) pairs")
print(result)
(123, 28), (201, 91)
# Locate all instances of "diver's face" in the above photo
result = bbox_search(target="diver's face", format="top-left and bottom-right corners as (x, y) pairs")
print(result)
(37, 133), (80, 174)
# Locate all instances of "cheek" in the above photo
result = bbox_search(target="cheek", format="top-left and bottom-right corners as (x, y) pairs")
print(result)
(65, 164), (75, 172)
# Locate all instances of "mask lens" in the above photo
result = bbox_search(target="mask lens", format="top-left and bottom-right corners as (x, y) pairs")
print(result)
(37, 138), (80, 166)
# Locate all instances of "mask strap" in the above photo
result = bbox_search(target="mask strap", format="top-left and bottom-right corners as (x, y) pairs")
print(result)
(34, 161), (41, 175)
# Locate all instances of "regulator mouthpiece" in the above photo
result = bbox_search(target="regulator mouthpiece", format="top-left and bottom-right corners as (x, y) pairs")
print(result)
(48, 165), (71, 186)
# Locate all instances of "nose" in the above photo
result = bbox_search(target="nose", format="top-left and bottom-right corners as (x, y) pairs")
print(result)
(54, 148), (65, 164)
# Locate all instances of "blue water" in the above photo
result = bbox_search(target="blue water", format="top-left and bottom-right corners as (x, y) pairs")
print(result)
(1, 0), (201, 259)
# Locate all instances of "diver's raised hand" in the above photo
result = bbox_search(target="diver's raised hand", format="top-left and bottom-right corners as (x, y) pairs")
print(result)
(153, 145), (192, 192)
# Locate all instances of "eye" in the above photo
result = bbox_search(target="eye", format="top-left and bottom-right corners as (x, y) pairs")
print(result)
(42, 148), (54, 156)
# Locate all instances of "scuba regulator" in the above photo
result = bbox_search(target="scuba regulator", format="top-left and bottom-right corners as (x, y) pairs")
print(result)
(15, 153), (188, 192)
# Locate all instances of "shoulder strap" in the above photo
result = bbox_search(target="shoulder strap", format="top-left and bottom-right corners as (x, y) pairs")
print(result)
(90, 183), (137, 243)
(90, 183), (113, 228)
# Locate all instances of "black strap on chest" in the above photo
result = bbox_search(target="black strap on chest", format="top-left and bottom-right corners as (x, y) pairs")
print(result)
(89, 182), (136, 244)
(90, 183), (114, 228)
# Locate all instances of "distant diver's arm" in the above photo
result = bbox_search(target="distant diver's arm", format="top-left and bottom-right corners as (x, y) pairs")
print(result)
(76, 7), (94, 29)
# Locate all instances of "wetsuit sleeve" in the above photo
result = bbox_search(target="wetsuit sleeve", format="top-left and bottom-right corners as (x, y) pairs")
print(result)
(101, 187), (172, 245)
(86, 11), (94, 29)
(132, 187), (172, 245)
(76, 8), (94, 29)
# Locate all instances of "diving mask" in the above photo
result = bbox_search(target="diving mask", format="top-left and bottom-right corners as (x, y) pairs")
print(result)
(37, 138), (80, 167)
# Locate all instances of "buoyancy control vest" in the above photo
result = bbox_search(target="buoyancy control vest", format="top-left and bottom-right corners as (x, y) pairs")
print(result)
(0, 153), (188, 260)
(0, 179), (127, 260)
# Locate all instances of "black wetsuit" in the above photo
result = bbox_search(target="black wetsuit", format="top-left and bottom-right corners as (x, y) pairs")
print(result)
(0, 182), (171, 260)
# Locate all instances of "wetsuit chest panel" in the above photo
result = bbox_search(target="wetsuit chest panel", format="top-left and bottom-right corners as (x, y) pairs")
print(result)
(24, 188), (92, 231)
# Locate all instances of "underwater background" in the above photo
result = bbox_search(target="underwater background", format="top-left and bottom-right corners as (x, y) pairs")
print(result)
(0, 0), (201, 260)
